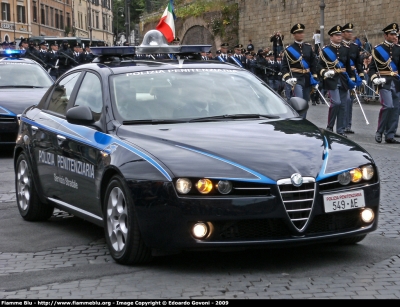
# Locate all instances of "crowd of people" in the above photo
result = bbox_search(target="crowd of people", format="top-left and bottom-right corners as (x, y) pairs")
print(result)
(0, 39), (95, 80)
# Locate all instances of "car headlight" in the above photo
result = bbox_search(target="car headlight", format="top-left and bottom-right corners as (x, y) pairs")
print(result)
(217, 180), (232, 194)
(176, 178), (192, 194)
(350, 168), (363, 183)
(196, 178), (213, 194)
(361, 165), (374, 180)
(338, 171), (351, 185)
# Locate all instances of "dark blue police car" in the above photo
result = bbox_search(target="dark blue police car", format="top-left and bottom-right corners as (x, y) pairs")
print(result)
(0, 50), (54, 145)
(14, 31), (380, 264)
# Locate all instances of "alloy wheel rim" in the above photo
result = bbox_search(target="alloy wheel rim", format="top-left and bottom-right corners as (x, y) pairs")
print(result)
(17, 160), (30, 211)
(106, 186), (128, 252)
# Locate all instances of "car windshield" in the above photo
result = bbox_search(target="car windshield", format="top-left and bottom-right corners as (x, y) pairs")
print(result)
(0, 63), (53, 87)
(110, 68), (297, 123)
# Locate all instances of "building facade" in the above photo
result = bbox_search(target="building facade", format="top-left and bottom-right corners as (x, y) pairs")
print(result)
(0, 0), (31, 42)
(72, 0), (113, 46)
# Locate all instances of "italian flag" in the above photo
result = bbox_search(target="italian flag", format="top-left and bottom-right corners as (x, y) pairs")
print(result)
(156, 0), (176, 42)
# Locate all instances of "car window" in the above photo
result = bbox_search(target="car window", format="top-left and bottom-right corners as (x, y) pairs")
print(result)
(74, 72), (103, 121)
(47, 72), (81, 115)
(110, 69), (296, 122)
(0, 62), (53, 87)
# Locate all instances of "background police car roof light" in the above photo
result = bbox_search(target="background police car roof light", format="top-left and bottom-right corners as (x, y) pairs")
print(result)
(90, 46), (136, 57)
(0, 49), (26, 58)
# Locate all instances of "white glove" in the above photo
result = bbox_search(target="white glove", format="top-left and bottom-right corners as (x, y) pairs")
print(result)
(54, 66), (59, 69)
(278, 72), (282, 76)
(379, 77), (386, 84)
(324, 70), (335, 78)
(286, 78), (297, 86)
(314, 84), (319, 90)
(362, 79), (367, 86)
(373, 78), (386, 85)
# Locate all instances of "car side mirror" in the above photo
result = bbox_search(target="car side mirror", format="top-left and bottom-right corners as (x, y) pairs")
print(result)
(66, 105), (94, 125)
(288, 97), (309, 115)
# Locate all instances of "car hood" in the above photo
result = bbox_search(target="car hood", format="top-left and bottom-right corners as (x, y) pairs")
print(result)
(117, 119), (374, 183)
(0, 88), (48, 115)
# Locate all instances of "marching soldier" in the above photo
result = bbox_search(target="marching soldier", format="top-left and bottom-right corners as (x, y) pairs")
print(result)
(24, 41), (47, 68)
(46, 42), (60, 81)
(282, 23), (318, 119)
(38, 41), (48, 62)
(341, 23), (366, 134)
(229, 44), (246, 67)
(318, 25), (355, 137)
(369, 23), (400, 144)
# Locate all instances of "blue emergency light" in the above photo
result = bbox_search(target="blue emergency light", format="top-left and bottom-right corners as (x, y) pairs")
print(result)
(91, 30), (211, 58)
(0, 49), (26, 57)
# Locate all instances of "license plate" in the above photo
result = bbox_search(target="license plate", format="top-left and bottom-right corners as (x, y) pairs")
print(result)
(323, 190), (365, 213)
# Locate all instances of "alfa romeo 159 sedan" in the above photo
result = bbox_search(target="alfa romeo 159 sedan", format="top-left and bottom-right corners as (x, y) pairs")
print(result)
(14, 31), (379, 264)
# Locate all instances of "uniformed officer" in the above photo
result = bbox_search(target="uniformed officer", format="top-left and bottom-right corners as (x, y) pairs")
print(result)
(267, 53), (280, 91)
(19, 39), (28, 51)
(230, 44), (246, 67)
(38, 41), (48, 62)
(200, 51), (208, 61)
(244, 51), (257, 74)
(214, 43), (229, 62)
(369, 23), (400, 144)
(72, 43), (84, 66)
(247, 40), (254, 52)
(275, 54), (284, 96)
(318, 25), (355, 137)
(46, 42), (59, 81)
(24, 41), (44, 67)
(254, 50), (268, 82)
(341, 23), (365, 134)
(282, 23), (318, 119)
(58, 40), (74, 76)
(82, 45), (95, 63)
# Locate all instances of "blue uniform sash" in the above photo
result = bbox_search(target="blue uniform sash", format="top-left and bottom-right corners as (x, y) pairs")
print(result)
(230, 56), (243, 68)
(375, 45), (400, 80)
(217, 56), (227, 63)
(349, 59), (362, 86)
(286, 46), (318, 86)
(323, 47), (356, 89)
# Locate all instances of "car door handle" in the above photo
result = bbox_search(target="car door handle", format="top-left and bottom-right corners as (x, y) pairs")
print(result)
(57, 135), (66, 145)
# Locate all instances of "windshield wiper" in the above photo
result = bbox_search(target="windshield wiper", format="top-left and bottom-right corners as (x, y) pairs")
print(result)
(0, 85), (45, 88)
(188, 114), (280, 122)
(122, 119), (186, 125)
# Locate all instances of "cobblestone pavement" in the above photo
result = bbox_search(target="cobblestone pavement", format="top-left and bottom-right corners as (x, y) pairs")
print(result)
(1, 102), (400, 299)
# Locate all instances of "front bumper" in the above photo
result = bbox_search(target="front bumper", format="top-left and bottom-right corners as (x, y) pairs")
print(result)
(130, 181), (380, 251)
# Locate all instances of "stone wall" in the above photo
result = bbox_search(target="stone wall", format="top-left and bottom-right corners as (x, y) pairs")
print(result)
(238, 0), (396, 51)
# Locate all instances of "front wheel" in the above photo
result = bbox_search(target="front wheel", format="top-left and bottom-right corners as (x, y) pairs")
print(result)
(103, 175), (152, 265)
(15, 153), (54, 221)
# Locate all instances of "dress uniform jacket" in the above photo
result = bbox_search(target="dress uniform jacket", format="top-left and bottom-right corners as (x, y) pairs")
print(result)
(368, 41), (400, 92)
(342, 41), (364, 81)
(317, 43), (355, 91)
(282, 42), (318, 87)
(46, 50), (59, 77)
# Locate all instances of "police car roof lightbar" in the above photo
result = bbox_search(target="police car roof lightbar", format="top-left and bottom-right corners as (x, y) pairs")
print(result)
(0, 49), (26, 58)
(91, 30), (211, 58)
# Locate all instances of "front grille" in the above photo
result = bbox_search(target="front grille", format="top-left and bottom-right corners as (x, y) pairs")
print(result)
(0, 132), (17, 143)
(307, 210), (363, 234)
(0, 115), (17, 123)
(278, 177), (316, 231)
(215, 219), (290, 240)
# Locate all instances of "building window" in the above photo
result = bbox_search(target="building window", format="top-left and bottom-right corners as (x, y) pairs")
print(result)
(55, 9), (59, 28)
(50, 8), (54, 27)
(45, 6), (49, 25)
(67, 12), (70, 28)
(33, 2), (38, 22)
(60, 12), (64, 29)
(41, 5), (45, 25)
(17, 6), (26, 23)
(95, 14), (99, 29)
(1, 3), (11, 21)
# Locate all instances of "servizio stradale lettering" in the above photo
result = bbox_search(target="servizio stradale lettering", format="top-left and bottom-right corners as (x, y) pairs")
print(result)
(54, 173), (79, 189)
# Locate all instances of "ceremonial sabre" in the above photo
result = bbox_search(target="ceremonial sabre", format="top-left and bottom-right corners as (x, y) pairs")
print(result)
(315, 87), (330, 107)
(353, 89), (369, 125)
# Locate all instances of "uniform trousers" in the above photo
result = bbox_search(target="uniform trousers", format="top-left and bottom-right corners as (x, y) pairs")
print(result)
(345, 90), (354, 129)
(327, 85), (349, 134)
(268, 79), (279, 92)
(377, 81), (400, 140)
(293, 84), (311, 119)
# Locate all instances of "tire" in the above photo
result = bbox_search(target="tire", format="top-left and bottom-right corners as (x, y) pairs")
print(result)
(15, 152), (54, 221)
(103, 175), (152, 265)
(337, 234), (367, 245)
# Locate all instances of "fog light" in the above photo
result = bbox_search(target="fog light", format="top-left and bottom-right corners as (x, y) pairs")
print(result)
(338, 171), (351, 185)
(361, 165), (374, 180)
(176, 178), (192, 194)
(361, 208), (374, 223)
(350, 168), (363, 183)
(217, 180), (232, 194)
(196, 179), (213, 194)
(192, 223), (208, 239)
